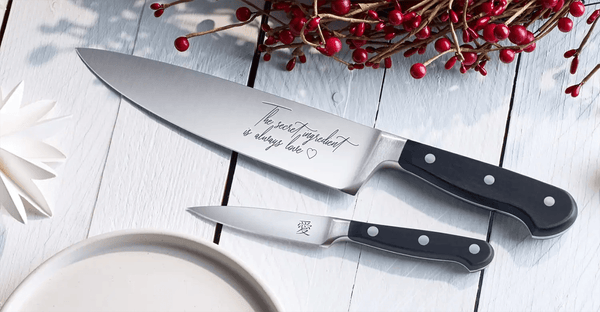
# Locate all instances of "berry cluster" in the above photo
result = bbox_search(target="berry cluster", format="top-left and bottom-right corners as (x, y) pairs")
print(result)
(150, 0), (599, 96)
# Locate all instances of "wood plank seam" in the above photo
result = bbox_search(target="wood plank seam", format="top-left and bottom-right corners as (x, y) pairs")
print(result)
(213, 1), (272, 245)
(372, 66), (388, 126)
(84, 4), (148, 240)
(0, 0), (12, 48)
(472, 53), (522, 312)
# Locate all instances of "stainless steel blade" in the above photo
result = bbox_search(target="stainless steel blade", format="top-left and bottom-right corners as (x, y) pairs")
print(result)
(76, 48), (406, 194)
(187, 206), (349, 246)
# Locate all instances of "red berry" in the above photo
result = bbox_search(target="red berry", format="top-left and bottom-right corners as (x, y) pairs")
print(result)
(450, 10), (459, 23)
(289, 17), (307, 36)
(366, 61), (374, 67)
(150, 3), (162, 10)
(263, 53), (271, 61)
(291, 7), (304, 18)
(552, 0), (565, 12)
(307, 17), (321, 31)
(404, 12), (416, 21)
(404, 15), (421, 31)
(467, 27), (479, 40)
(236, 7), (251, 22)
(494, 24), (510, 40)
(299, 55), (307, 63)
(410, 63), (427, 79)
(508, 25), (528, 44)
(384, 57), (392, 68)
(435, 38), (452, 52)
(569, 1), (585, 17)
(540, 0), (558, 9)
(265, 36), (277, 45)
(483, 24), (498, 42)
(154, 9), (164, 17)
(279, 30), (295, 45)
(462, 52), (478, 66)
(367, 10), (379, 20)
(474, 17), (491, 30)
(352, 48), (369, 64)
(480, 2), (494, 15)
(571, 85), (581, 97)
(558, 17), (573, 32)
(174, 37), (189, 51)
(463, 30), (471, 42)
(331, 0), (351, 15)
(404, 48), (418, 57)
(479, 67), (488, 76)
(353, 63), (365, 69)
(261, 24), (271, 32)
(286, 58), (296, 71)
(389, 10), (403, 25)
(417, 46), (427, 54)
(564, 49), (577, 58)
(523, 32), (536, 53)
(445, 56), (457, 69)
(318, 37), (342, 56)
(499, 49), (515, 63)
(373, 63), (380, 69)
(570, 56), (579, 74)
(352, 39), (367, 47)
(460, 63), (468, 74)
(415, 26), (431, 39)
(491, 5), (506, 16)
(565, 85), (577, 94)
(589, 9), (600, 24)
(355, 23), (366, 36)
(440, 13), (450, 22)
(375, 22), (385, 31)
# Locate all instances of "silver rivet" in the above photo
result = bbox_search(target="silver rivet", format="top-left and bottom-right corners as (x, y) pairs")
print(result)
(425, 154), (436, 164)
(484, 175), (495, 185)
(544, 196), (555, 207)
(469, 244), (480, 255)
(367, 226), (379, 237)
(418, 235), (429, 246)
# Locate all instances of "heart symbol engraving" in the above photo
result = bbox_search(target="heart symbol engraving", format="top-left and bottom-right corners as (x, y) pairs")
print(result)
(306, 148), (317, 159)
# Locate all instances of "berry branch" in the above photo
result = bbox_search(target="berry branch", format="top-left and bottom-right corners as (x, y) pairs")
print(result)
(149, 0), (598, 94)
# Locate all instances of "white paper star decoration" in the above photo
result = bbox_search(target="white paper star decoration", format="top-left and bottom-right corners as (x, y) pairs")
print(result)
(0, 82), (69, 223)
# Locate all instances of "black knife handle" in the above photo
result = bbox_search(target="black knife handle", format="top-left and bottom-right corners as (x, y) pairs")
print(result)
(347, 221), (493, 272)
(397, 140), (577, 238)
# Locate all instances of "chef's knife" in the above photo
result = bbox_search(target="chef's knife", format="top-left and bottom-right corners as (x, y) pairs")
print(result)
(77, 48), (577, 239)
(187, 206), (494, 272)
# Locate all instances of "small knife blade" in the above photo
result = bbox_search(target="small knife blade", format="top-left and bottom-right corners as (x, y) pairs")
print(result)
(187, 206), (494, 272)
(76, 48), (577, 238)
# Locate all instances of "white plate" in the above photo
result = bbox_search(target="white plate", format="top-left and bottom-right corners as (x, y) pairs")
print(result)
(1, 230), (281, 312)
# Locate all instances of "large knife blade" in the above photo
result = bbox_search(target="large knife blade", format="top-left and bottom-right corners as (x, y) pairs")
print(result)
(77, 48), (577, 239)
(187, 206), (494, 272)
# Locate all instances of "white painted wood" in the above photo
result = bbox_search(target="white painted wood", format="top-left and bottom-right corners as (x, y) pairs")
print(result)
(87, 1), (261, 238)
(0, 0), (6, 19)
(478, 6), (600, 311)
(0, 0), (143, 305)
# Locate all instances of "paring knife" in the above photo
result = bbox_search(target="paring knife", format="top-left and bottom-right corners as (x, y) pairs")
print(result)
(77, 48), (577, 239)
(187, 206), (494, 272)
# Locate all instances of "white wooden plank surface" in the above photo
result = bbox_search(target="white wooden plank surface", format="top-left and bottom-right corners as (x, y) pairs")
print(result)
(347, 41), (517, 311)
(0, 0), (6, 19)
(218, 25), (517, 309)
(0, 0), (143, 304)
(479, 5), (600, 310)
(88, 1), (260, 238)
